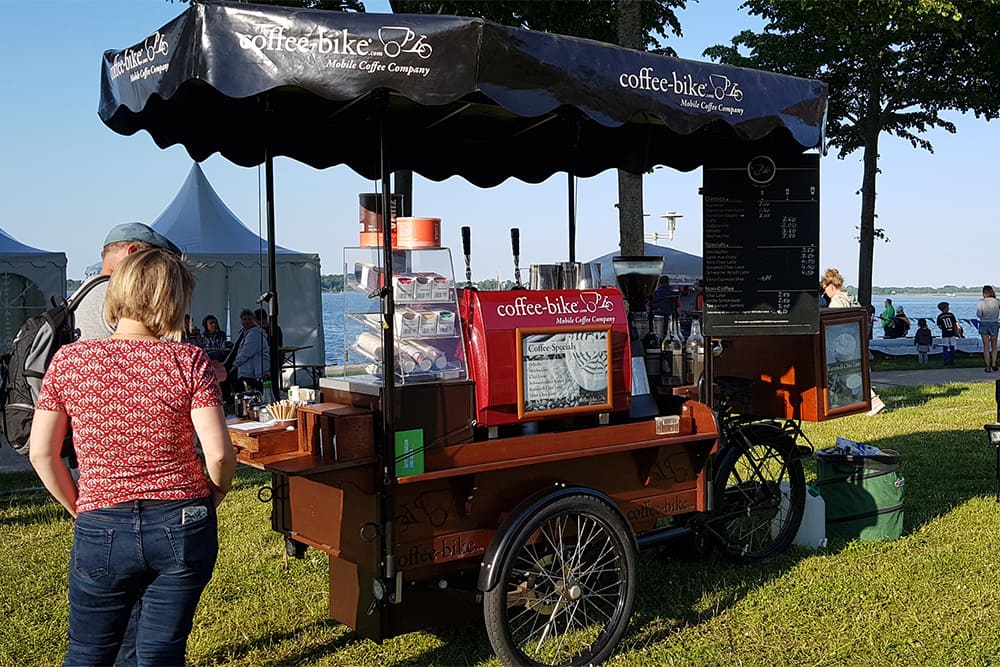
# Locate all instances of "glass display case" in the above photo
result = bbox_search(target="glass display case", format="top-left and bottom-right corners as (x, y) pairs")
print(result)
(342, 246), (467, 387)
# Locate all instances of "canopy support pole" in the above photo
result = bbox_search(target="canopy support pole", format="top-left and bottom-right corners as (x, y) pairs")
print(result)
(377, 115), (399, 613)
(265, 150), (280, 391)
(568, 173), (576, 262)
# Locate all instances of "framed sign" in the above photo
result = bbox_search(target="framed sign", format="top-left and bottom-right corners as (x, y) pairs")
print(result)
(822, 317), (869, 415)
(516, 327), (613, 419)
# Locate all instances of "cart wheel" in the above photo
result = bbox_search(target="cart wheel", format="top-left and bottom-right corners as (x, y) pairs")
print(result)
(483, 494), (636, 667)
(284, 536), (308, 559)
(712, 430), (806, 564)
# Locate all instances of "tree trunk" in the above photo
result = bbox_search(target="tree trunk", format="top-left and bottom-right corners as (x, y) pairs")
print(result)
(857, 138), (878, 310)
(856, 66), (883, 310)
(616, 0), (644, 257)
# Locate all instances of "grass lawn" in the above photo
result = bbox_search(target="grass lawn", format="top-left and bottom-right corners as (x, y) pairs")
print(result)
(4, 380), (1000, 666)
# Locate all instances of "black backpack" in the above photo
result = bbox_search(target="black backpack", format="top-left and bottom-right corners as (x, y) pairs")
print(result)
(0, 276), (110, 456)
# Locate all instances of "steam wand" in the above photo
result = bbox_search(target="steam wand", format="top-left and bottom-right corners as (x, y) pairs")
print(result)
(510, 228), (523, 289)
(461, 226), (473, 288)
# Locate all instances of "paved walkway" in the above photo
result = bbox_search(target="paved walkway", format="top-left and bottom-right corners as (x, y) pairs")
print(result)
(870, 365), (1000, 388)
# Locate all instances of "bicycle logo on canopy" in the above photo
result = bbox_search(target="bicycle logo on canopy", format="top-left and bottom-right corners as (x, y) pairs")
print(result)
(378, 26), (433, 59)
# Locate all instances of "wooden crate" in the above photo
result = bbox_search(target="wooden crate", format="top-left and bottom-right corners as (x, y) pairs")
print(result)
(297, 402), (375, 462)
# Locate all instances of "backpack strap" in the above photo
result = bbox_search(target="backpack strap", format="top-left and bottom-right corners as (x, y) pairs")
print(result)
(67, 275), (111, 312)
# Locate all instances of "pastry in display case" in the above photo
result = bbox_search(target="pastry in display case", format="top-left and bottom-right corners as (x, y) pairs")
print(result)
(341, 246), (467, 387)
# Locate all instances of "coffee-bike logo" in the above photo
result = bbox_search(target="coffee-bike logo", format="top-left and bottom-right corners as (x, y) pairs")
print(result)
(109, 31), (170, 81)
(619, 66), (745, 115)
(495, 292), (617, 318)
(236, 24), (433, 60)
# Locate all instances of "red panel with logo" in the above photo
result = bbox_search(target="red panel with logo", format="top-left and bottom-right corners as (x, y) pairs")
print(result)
(459, 288), (632, 427)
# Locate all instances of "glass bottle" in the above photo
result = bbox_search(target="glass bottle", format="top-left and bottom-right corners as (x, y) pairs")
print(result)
(262, 380), (276, 404)
(684, 318), (705, 386)
(642, 319), (661, 386)
(660, 317), (679, 387)
(659, 322), (672, 383)
(668, 315), (686, 387)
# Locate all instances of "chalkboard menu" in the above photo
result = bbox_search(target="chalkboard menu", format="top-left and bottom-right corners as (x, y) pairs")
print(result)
(702, 152), (820, 336)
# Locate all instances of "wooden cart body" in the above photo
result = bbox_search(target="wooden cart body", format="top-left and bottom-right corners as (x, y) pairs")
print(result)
(231, 384), (718, 640)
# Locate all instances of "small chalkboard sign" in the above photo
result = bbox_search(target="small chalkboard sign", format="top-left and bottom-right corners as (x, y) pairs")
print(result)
(702, 151), (820, 336)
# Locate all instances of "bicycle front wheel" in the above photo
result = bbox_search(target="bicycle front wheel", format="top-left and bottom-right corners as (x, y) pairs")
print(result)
(712, 427), (806, 563)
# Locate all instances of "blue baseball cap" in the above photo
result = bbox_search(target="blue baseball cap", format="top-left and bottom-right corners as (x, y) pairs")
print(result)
(103, 222), (181, 255)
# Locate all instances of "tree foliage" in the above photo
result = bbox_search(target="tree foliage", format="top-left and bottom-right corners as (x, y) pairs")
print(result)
(391, 0), (686, 54)
(704, 0), (1000, 307)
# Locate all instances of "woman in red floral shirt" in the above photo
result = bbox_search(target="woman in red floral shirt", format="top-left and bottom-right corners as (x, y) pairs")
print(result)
(29, 247), (236, 666)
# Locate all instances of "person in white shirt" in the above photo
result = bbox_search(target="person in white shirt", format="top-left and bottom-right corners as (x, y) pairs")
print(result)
(977, 285), (1000, 372)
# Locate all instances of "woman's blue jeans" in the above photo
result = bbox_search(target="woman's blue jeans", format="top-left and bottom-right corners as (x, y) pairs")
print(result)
(64, 497), (218, 667)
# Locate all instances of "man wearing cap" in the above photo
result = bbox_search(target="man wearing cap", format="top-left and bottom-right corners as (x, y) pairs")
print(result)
(74, 222), (182, 340)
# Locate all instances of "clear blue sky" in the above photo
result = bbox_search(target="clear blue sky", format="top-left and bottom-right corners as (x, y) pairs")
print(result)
(1, 0), (995, 287)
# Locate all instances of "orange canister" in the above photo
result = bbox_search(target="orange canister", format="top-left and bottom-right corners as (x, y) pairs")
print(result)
(359, 193), (403, 247)
(396, 217), (441, 249)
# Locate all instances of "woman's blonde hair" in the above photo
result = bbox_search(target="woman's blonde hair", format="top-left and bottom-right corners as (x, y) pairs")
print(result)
(104, 248), (194, 341)
(821, 267), (844, 290)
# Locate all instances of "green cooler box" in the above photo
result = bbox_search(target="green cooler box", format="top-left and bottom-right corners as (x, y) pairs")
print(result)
(816, 448), (904, 542)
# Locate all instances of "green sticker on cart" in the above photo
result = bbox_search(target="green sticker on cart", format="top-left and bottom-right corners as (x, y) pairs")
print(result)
(394, 429), (424, 477)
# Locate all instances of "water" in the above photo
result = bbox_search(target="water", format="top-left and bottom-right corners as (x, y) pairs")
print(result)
(871, 293), (982, 329)
(320, 291), (985, 365)
(322, 292), (365, 365)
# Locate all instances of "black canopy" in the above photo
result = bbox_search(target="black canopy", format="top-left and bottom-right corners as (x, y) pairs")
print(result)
(98, 0), (830, 593)
(99, 0), (827, 187)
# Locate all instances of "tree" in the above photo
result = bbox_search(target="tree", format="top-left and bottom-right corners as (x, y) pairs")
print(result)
(704, 0), (1000, 308)
(616, 0), (645, 256)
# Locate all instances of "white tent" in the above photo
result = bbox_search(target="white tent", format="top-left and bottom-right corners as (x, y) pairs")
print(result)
(0, 227), (67, 354)
(151, 164), (325, 366)
(0, 229), (67, 452)
(589, 243), (703, 286)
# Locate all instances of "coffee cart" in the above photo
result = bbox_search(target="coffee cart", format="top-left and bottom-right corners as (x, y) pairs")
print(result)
(98, 3), (855, 664)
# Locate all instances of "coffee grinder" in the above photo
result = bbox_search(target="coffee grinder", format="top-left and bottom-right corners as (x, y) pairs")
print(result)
(612, 256), (664, 418)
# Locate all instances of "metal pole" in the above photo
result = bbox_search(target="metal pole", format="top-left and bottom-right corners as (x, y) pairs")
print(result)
(567, 173), (576, 263)
(995, 380), (1000, 502)
(377, 119), (398, 608)
(264, 150), (280, 391)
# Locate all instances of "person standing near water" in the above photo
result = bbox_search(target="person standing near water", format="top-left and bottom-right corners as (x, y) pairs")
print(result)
(879, 298), (896, 337)
(936, 302), (962, 366)
(977, 285), (1000, 372)
(914, 318), (933, 365)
